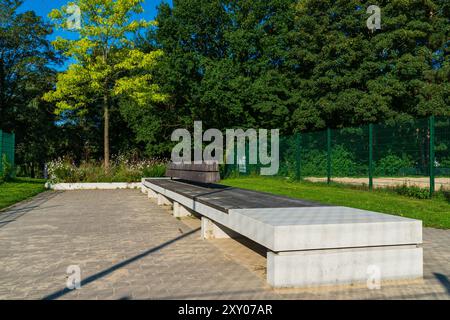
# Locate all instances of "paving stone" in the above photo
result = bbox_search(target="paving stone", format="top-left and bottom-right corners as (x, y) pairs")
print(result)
(0, 190), (448, 300)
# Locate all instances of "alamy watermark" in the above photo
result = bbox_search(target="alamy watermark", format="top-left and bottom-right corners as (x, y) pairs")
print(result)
(63, 3), (380, 32)
(367, 265), (381, 290)
(367, 5), (381, 32)
(66, 265), (81, 290)
(66, 4), (81, 30)
(171, 121), (280, 176)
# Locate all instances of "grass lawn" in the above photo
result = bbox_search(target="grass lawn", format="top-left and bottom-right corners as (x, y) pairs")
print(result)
(222, 176), (450, 229)
(0, 178), (47, 211)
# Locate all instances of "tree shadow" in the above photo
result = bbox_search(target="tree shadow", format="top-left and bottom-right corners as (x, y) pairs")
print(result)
(434, 273), (450, 295)
(0, 191), (63, 229)
(42, 227), (200, 300)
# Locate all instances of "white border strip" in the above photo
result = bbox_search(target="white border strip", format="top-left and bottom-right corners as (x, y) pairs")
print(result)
(47, 182), (142, 190)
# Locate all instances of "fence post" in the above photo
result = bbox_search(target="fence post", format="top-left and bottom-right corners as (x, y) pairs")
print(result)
(245, 139), (249, 175)
(0, 130), (2, 173)
(234, 141), (238, 174)
(327, 128), (331, 184)
(295, 133), (301, 180)
(11, 132), (15, 167)
(369, 124), (374, 190)
(429, 115), (435, 196)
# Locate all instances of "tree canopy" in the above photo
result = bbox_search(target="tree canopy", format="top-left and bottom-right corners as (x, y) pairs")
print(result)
(44, 0), (167, 168)
(117, 0), (448, 154)
(1, 0), (449, 173)
(0, 0), (61, 176)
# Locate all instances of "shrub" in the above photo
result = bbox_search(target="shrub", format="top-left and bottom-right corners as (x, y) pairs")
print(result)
(47, 157), (79, 183)
(375, 154), (414, 176)
(300, 145), (360, 177)
(331, 145), (361, 177)
(142, 164), (166, 177)
(437, 157), (450, 171)
(1, 154), (15, 181)
(392, 184), (430, 199)
(47, 156), (167, 183)
(301, 149), (327, 177)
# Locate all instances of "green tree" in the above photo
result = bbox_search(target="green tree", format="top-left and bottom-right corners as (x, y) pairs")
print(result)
(0, 0), (61, 177)
(142, 0), (448, 151)
(44, 0), (166, 169)
(127, 0), (297, 155)
(289, 0), (449, 131)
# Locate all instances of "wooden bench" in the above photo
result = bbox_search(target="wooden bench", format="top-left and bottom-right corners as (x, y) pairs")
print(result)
(165, 162), (220, 184)
(141, 177), (423, 288)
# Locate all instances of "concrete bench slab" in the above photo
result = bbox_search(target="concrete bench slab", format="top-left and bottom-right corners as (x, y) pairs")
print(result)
(227, 207), (422, 252)
(142, 178), (423, 288)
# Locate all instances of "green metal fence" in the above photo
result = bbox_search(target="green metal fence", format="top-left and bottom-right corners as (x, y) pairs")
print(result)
(226, 116), (450, 196)
(0, 130), (15, 174)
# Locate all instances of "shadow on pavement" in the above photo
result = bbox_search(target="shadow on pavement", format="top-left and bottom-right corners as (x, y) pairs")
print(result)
(434, 273), (450, 295)
(0, 191), (63, 229)
(42, 227), (201, 300)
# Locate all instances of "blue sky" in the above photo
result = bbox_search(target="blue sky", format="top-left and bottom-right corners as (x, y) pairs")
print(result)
(18, 0), (171, 69)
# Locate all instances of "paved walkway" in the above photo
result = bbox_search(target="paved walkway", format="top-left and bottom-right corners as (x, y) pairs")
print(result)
(0, 190), (448, 300)
(305, 177), (450, 190)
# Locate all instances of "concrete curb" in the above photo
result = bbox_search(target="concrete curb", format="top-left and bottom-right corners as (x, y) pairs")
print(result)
(46, 182), (142, 190)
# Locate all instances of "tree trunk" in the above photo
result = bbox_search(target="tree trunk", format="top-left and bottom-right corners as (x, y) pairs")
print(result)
(31, 162), (35, 179)
(103, 95), (110, 171)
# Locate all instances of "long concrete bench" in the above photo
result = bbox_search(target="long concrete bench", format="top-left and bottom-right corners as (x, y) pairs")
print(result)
(141, 177), (423, 288)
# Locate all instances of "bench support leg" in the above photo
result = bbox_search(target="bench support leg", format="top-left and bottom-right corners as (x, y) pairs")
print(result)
(173, 202), (193, 218)
(267, 245), (423, 288)
(201, 217), (241, 240)
(147, 188), (158, 200)
(157, 193), (173, 207)
(141, 179), (148, 193)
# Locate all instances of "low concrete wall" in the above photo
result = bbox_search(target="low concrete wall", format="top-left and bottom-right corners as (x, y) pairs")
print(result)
(46, 182), (142, 190)
(267, 245), (423, 288)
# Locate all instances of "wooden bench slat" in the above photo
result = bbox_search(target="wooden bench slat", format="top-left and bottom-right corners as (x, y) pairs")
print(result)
(165, 162), (220, 184)
(168, 162), (219, 172)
